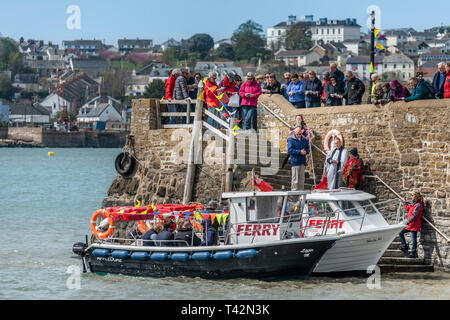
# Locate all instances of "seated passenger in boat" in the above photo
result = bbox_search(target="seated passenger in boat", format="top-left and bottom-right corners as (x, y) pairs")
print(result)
(164, 216), (176, 232)
(155, 222), (175, 246)
(201, 219), (218, 246)
(142, 223), (163, 246)
(174, 221), (202, 247)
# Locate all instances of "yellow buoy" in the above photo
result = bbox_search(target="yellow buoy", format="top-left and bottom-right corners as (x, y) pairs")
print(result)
(48, 152), (55, 156)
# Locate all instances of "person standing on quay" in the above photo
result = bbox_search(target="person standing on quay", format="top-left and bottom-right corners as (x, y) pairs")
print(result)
(288, 127), (310, 191)
(165, 69), (180, 125)
(287, 73), (306, 108)
(399, 190), (424, 258)
(304, 70), (323, 108)
(239, 72), (262, 131)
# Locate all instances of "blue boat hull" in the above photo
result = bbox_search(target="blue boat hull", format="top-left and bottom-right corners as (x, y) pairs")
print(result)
(86, 239), (336, 279)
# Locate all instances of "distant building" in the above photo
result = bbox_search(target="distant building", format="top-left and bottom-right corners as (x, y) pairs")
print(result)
(275, 49), (322, 67)
(125, 70), (150, 96)
(193, 61), (243, 82)
(118, 38), (153, 55)
(385, 30), (409, 47)
(161, 38), (180, 51)
(40, 72), (99, 116)
(213, 39), (231, 50)
(396, 41), (430, 58)
(382, 53), (415, 81)
(418, 49), (450, 66)
(12, 73), (41, 91)
(148, 64), (173, 83)
(9, 100), (51, 123)
(0, 99), (10, 122)
(69, 57), (111, 79)
(346, 56), (384, 82)
(77, 94), (123, 125)
(424, 38), (450, 53)
(62, 39), (104, 56)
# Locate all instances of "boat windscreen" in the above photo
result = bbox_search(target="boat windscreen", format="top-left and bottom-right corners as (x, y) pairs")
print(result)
(307, 201), (334, 217)
(338, 201), (360, 216)
(360, 200), (377, 214)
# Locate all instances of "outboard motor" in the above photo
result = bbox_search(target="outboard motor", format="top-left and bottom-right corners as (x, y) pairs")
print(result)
(72, 242), (87, 256)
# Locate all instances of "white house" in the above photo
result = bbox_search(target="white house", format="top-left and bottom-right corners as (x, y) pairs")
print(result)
(385, 30), (408, 47)
(40, 93), (72, 117)
(275, 49), (322, 67)
(77, 95), (123, 124)
(125, 70), (150, 96)
(382, 53), (415, 81)
(309, 18), (361, 44)
(345, 56), (384, 82)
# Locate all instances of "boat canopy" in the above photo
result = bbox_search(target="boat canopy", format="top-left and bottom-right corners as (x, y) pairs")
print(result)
(306, 189), (376, 202)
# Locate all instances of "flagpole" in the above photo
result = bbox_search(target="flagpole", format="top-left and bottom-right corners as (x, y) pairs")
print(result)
(369, 10), (376, 92)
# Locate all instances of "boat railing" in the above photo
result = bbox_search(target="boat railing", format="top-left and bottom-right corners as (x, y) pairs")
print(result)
(96, 238), (190, 247)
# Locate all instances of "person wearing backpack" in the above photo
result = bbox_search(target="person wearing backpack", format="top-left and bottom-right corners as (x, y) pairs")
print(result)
(405, 77), (434, 102)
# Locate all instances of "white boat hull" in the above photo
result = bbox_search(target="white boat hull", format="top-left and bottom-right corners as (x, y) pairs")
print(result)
(312, 224), (404, 274)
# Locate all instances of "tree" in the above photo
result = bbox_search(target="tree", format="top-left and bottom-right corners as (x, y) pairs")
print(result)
(186, 33), (214, 58)
(285, 22), (313, 50)
(162, 47), (179, 66)
(142, 79), (165, 99)
(101, 69), (131, 99)
(0, 38), (19, 68)
(212, 43), (235, 60)
(231, 20), (271, 62)
(0, 75), (15, 100)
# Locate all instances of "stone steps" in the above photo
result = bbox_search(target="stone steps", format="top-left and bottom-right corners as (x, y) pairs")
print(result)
(378, 236), (434, 273)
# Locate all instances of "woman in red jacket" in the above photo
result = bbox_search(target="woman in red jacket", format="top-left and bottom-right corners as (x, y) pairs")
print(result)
(443, 62), (450, 99)
(399, 190), (424, 258)
(204, 72), (221, 128)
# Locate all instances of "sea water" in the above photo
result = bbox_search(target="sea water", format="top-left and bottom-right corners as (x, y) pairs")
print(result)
(0, 148), (448, 300)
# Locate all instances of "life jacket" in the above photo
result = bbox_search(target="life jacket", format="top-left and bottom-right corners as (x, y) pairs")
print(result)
(404, 201), (423, 232)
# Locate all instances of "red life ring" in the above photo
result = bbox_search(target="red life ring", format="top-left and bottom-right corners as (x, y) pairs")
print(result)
(323, 129), (344, 153)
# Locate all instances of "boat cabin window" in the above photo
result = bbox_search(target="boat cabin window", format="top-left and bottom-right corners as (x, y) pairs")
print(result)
(361, 200), (377, 214)
(307, 201), (334, 217)
(246, 196), (283, 223)
(338, 201), (360, 216)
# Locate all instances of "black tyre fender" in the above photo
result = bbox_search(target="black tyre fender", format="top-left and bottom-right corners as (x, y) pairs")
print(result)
(114, 152), (137, 177)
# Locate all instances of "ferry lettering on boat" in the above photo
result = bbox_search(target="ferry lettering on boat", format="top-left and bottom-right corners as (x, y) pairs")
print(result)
(308, 219), (345, 229)
(236, 224), (279, 236)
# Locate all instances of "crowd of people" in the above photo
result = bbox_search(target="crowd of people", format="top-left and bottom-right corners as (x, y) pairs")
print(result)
(163, 62), (450, 131)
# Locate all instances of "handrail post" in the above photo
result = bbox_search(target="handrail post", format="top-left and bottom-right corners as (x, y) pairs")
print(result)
(183, 82), (204, 204)
(225, 117), (236, 192)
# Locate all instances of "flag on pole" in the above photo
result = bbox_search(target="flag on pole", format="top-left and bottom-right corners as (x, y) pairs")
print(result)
(374, 28), (380, 38)
(376, 43), (385, 50)
(370, 62), (375, 73)
(252, 173), (273, 192)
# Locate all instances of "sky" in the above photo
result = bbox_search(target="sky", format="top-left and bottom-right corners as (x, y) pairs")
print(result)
(0, 0), (448, 46)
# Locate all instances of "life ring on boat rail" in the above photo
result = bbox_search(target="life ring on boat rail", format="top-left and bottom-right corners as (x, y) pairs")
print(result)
(90, 209), (115, 240)
(323, 129), (344, 153)
(114, 152), (137, 178)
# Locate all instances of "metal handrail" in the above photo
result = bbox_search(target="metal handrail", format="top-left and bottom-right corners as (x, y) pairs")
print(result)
(365, 175), (450, 242)
(97, 238), (191, 247)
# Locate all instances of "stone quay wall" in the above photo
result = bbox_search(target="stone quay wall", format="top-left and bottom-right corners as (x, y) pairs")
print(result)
(104, 96), (449, 270)
(4, 127), (127, 148)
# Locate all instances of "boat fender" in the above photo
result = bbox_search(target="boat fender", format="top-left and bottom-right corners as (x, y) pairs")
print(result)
(151, 252), (169, 261)
(171, 252), (190, 262)
(213, 250), (234, 260)
(92, 248), (110, 258)
(131, 251), (149, 261)
(111, 250), (130, 260)
(236, 249), (259, 259)
(191, 252), (211, 261)
(114, 152), (137, 178)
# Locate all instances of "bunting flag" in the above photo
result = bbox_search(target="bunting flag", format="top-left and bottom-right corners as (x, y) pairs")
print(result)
(135, 199), (141, 208)
(374, 28), (380, 38)
(198, 90), (205, 101)
(376, 43), (386, 50)
(370, 62), (375, 73)
(210, 214), (216, 225)
(215, 105), (224, 112)
(222, 112), (230, 120)
(194, 212), (203, 221)
(160, 96), (164, 101)
(231, 125), (241, 136)
(184, 211), (192, 220)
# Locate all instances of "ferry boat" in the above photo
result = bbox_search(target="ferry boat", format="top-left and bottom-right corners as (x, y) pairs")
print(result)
(74, 191), (339, 279)
(300, 189), (406, 275)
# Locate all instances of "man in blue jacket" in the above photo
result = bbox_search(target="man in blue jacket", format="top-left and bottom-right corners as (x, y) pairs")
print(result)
(288, 127), (310, 191)
(432, 62), (446, 99)
(287, 73), (305, 108)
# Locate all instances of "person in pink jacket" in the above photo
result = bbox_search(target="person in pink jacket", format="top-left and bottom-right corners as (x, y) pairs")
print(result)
(239, 72), (262, 131)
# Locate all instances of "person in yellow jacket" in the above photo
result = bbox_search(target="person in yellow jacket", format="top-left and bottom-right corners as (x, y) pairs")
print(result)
(369, 74), (379, 103)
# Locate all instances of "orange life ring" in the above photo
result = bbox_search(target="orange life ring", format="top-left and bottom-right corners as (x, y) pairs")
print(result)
(90, 209), (115, 240)
(323, 129), (344, 153)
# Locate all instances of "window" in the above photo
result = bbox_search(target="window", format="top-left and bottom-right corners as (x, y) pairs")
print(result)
(403, 64), (406, 69)
(338, 201), (360, 216)
(307, 201), (334, 217)
(246, 196), (283, 223)
(393, 64), (397, 69)
(360, 200), (377, 215)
